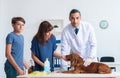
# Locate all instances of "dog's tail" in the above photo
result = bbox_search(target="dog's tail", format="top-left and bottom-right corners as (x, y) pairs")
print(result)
(98, 64), (112, 74)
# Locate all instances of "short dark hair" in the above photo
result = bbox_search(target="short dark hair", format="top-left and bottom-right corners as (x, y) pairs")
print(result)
(69, 9), (81, 17)
(11, 17), (25, 24)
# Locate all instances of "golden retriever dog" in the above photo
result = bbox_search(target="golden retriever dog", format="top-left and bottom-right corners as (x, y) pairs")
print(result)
(62, 53), (111, 74)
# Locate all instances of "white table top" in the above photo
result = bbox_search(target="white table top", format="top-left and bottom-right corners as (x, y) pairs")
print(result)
(17, 72), (120, 78)
(17, 62), (120, 78)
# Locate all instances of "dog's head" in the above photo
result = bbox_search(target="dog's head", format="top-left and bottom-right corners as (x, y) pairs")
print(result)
(66, 52), (84, 67)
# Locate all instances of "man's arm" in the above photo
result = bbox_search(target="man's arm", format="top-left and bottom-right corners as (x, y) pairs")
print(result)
(61, 30), (70, 55)
(61, 29), (71, 69)
(84, 24), (97, 67)
(89, 24), (97, 59)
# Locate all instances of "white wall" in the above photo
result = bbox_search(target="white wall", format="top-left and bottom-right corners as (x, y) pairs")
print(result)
(0, 0), (7, 78)
(1, 0), (120, 78)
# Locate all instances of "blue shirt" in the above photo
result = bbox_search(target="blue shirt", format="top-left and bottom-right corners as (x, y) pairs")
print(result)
(31, 35), (57, 71)
(5, 32), (24, 70)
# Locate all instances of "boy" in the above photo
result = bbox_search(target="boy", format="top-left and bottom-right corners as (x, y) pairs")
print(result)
(4, 17), (29, 78)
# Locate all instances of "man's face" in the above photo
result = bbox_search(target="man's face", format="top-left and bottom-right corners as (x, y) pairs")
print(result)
(69, 12), (81, 27)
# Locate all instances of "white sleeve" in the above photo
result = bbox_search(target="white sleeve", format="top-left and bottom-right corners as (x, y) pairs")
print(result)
(89, 24), (97, 61)
(61, 28), (71, 69)
(61, 29), (70, 55)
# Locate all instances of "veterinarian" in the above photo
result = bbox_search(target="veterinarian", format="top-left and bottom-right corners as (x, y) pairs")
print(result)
(61, 9), (97, 68)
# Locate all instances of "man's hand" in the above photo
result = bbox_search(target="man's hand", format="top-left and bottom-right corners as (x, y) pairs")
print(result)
(83, 58), (93, 67)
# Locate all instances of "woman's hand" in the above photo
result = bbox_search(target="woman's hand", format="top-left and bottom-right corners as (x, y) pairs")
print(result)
(61, 55), (67, 61)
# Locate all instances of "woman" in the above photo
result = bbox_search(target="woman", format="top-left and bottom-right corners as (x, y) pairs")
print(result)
(31, 21), (65, 71)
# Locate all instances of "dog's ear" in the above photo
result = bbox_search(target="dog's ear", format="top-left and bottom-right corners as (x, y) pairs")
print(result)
(71, 53), (79, 67)
(77, 57), (84, 66)
(71, 58), (78, 67)
(66, 54), (72, 61)
(71, 53), (84, 67)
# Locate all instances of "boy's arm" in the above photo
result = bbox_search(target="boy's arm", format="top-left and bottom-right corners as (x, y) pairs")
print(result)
(5, 43), (25, 75)
(31, 52), (44, 67)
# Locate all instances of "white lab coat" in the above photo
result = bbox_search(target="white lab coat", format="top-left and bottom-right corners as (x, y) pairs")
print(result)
(61, 21), (97, 68)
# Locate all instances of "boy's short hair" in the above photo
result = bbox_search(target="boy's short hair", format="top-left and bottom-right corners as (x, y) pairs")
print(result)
(11, 17), (25, 24)
(69, 9), (81, 17)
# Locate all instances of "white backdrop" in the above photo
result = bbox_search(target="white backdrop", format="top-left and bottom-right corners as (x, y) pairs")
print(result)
(1, 0), (120, 78)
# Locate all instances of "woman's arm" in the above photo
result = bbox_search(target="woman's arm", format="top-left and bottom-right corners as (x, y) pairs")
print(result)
(53, 51), (66, 60)
(31, 53), (44, 67)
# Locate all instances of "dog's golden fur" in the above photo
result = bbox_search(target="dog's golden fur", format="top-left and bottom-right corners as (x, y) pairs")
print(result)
(62, 53), (111, 74)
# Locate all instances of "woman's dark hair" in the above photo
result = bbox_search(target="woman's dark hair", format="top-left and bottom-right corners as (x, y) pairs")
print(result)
(34, 21), (53, 45)
(11, 17), (25, 24)
(69, 9), (81, 17)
